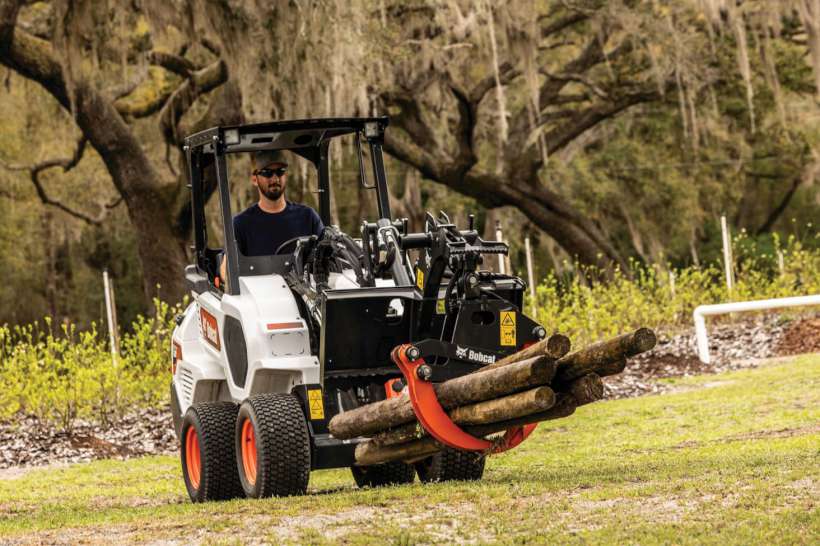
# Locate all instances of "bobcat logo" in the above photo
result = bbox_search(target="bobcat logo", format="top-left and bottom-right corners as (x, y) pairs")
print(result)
(455, 346), (468, 359)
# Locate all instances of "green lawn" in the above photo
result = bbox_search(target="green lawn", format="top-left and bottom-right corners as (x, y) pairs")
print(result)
(1, 354), (818, 545)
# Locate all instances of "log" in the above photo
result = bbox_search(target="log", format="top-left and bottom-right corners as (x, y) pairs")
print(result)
(553, 328), (655, 386)
(354, 374), (604, 466)
(329, 355), (557, 439)
(371, 386), (556, 447)
(481, 333), (571, 371)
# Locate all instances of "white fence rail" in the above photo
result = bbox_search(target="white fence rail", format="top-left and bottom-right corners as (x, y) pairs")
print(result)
(693, 295), (820, 363)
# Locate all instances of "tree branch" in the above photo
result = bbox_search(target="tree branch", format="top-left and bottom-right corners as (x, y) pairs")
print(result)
(158, 58), (227, 147)
(146, 50), (198, 78)
(0, 135), (117, 225)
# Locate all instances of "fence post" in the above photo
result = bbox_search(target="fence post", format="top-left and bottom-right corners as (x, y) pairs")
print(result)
(495, 220), (506, 275)
(103, 269), (119, 368)
(668, 270), (676, 300)
(524, 236), (537, 317)
(720, 215), (734, 296)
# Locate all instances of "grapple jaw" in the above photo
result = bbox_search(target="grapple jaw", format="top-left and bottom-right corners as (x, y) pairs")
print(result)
(390, 343), (537, 454)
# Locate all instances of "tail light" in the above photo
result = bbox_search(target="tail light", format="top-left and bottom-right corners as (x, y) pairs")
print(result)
(172, 341), (182, 375)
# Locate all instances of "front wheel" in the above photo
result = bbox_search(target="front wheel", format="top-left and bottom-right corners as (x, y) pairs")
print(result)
(236, 393), (311, 498)
(414, 448), (486, 483)
(180, 402), (244, 502)
(351, 461), (416, 488)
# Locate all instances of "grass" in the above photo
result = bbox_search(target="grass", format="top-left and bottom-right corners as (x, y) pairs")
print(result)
(1, 354), (818, 545)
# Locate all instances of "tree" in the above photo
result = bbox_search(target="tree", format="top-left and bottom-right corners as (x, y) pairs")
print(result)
(0, 0), (238, 306)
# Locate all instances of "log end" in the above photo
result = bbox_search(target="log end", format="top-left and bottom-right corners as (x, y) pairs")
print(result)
(569, 373), (604, 405)
(629, 327), (657, 355)
(546, 333), (572, 360)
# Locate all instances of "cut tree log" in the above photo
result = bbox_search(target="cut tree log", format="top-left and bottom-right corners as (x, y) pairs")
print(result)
(329, 355), (557, 439)
(354, 373), (604, 466)
(481, 333), (571, 371)
(553, 328), (655, 386)
(370, 386), (557, 447)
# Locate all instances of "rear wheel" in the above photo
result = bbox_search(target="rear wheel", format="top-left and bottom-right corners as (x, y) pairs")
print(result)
(414, 448), (486, 483)
(180, 402), (244, 502)
(351, 461), (416, 488)
(236, 393), (311, 497)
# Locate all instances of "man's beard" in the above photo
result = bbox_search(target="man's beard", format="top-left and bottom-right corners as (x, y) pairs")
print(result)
(260, 180), (285, 201)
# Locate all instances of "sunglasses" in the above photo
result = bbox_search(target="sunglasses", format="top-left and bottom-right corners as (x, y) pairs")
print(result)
(255, 167), (287, 178)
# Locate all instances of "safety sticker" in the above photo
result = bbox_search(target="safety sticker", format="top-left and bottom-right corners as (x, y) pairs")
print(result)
(416, 268), (425, 290)
(436, 299), (446, 314)
(307, 389), (324, 420)
(500, 311), (516, 346)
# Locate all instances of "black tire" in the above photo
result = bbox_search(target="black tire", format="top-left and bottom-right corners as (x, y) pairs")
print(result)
(351, 461), (416, 488)
(236, 393), (311, 498)
(414, 448), (486, 483)
(180, 402), (244, 502)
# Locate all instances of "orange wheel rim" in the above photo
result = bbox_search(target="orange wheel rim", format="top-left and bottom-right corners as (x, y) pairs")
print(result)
(185, 427), (202, 490)
(241, 418), (257, 485)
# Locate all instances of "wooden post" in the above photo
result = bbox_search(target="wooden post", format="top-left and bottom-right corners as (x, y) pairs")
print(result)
(495, 220), (506, 274)
(328, 355), (557, 439)
(669, 270), (676, 300)
(524, 236), (537, 317)
(720, 215), (734, 295)
(102, 269), (118, 368)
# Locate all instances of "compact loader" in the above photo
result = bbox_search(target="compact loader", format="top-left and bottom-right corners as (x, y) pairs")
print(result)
(171, 117), (654, 502)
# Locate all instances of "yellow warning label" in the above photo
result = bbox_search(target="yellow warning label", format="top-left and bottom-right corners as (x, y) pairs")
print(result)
(307, 389), (324, 420)
(500, 311), (517, 346)
(416, 268), (425, 290)
(436, 299), (446, 314)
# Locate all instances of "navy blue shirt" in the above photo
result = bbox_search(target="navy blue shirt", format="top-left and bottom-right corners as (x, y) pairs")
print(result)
(233, 202), (324, 256)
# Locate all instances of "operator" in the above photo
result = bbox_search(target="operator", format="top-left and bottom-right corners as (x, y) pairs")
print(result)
(219, 149), (324, 282)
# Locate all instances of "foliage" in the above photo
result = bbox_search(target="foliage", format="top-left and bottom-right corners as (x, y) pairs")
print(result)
(0, 299), (181, 432)
(533, 230), (820, 346)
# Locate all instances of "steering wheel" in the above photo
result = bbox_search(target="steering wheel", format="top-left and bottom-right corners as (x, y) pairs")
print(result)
(274, 236), (305, 255)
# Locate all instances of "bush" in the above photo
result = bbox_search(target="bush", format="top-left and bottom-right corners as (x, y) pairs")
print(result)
(0, 299), (181, 432)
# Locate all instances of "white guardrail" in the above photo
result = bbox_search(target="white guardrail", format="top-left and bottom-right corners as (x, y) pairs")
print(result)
(693, 294), (820, 364)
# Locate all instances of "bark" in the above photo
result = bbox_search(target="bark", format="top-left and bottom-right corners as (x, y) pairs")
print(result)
(354, 374), (603, 466)
(370, 386), (556, 448)
(553, 328), (655, 387)
(328, 355), (556, 439)
(481, 333), (571, 370)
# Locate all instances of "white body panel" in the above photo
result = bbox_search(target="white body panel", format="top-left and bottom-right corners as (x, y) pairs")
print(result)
(172, 273), (320, 414)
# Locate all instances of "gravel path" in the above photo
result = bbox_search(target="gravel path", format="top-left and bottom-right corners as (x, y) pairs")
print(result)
(1, 312), (817, 473)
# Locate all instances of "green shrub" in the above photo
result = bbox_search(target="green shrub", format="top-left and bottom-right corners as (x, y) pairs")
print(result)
(0, 299), (181, 431)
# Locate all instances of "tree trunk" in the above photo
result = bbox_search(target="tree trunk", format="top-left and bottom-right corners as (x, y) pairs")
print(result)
(0, 4), (236, 306)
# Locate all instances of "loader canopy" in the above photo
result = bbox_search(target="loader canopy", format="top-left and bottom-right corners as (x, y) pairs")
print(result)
(182, 117), (392, 296)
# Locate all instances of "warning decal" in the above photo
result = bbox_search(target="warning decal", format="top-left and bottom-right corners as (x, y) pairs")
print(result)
(416, 268), (425, 290)
(436, 299), (446, 314)
(500, 311), (516, 347)
(307, 389), (324, 420)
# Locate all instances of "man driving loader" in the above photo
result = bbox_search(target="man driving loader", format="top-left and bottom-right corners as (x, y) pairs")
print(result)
(219, 149), (324, 283)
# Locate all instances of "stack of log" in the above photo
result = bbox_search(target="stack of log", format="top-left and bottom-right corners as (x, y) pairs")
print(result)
(328, 328), (657, 466)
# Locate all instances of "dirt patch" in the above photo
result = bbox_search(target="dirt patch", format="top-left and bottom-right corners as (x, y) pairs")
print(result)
(0, 408), (177, 471)
(777, 318), (820, 356)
